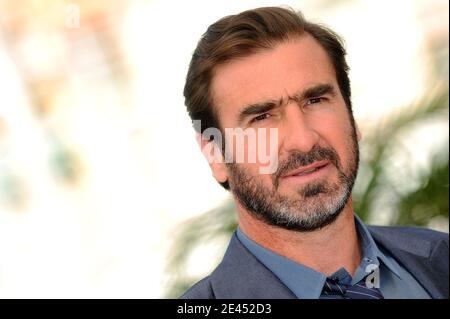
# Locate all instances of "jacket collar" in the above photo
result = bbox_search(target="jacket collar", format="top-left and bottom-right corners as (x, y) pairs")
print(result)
(210, 226), (448, 299)
(368, 226), (448, 299)
(210, 233), (296, 299)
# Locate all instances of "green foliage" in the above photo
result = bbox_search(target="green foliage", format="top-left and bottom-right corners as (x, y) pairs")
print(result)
(164, 200), (237, 298)
(352, 91), (449, 224)
(394, 149), (448, 227)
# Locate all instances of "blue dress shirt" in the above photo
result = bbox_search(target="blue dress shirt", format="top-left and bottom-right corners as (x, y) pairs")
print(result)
(236, 214), (431, 299)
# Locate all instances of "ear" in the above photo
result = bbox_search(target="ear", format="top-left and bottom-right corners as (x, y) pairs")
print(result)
(196, 133), (229, 184)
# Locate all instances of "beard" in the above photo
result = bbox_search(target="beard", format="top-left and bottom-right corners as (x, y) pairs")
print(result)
(227, 128), (359, 232)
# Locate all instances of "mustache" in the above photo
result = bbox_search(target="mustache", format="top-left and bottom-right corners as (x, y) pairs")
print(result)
(273, 145), (341, 188)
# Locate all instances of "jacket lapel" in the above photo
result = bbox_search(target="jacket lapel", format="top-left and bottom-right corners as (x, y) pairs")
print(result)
(369, 226), (449, 299)
(210, 233), (297, 299)
(209, 227), (448, 299)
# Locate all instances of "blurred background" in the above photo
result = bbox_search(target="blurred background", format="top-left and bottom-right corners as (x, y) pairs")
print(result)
(0, 0), (447, 298)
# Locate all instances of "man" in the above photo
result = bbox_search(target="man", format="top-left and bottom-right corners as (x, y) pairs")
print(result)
(181, 7), (448, 299)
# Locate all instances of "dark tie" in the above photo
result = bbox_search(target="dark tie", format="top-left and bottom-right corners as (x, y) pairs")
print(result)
(322, 277), (384, 299)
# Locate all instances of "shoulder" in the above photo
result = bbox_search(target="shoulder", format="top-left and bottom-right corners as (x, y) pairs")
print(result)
(368, 224), (449, 258)
(178, 232), (296, 299)
(179, 276), (215, 299)
(368, 225), (448, 244)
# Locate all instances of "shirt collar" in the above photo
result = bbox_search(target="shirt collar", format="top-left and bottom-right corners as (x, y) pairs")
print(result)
(354, 214), (402, 279)
(236, 213), (402, 299)
(236, 226), (326, 299)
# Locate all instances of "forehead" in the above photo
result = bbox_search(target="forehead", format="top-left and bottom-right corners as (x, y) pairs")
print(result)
(211, 35), (338, 123)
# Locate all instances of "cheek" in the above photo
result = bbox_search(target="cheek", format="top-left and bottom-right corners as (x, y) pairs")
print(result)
(231, 161), (275, 190)
(226, 128), (280, 175)
(254, 128), (280, 174)
(314, 114), (355, 159)
(232, 131), (278, 186)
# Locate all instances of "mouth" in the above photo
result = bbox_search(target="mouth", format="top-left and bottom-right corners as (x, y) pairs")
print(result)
(280, 161), (331, 183)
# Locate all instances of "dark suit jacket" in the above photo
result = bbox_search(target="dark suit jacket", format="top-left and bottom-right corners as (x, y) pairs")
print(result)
(181, 226), (449, 299)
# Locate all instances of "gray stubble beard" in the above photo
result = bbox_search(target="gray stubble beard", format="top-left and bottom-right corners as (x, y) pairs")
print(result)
(227, 132), (359, 232)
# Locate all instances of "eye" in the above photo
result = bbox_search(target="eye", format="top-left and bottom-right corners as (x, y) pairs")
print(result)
(306, 97), (326, 105)
(250, 113), (271, 123)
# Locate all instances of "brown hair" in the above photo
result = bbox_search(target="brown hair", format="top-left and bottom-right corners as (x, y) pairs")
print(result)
(184, 6), (353, 190)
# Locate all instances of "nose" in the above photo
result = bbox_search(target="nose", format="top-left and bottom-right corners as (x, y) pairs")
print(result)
(279, 102), (320, 153)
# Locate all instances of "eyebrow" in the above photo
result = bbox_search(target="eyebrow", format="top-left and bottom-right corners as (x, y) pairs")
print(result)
(292, 83), (336, 102)
(237, 99), (282, 125)
(237, 83), (336, 125)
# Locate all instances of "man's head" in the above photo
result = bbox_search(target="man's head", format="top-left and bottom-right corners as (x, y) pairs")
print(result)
(184, 7), (361, 231)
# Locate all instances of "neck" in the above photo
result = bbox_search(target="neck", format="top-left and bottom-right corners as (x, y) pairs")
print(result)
(237, 199), (361, 277)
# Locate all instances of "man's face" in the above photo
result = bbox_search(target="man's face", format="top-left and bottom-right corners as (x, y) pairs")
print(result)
(210, 35), (360, 232)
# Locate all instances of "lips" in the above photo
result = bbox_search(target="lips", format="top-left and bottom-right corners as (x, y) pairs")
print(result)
(281, 161), (330, 178)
